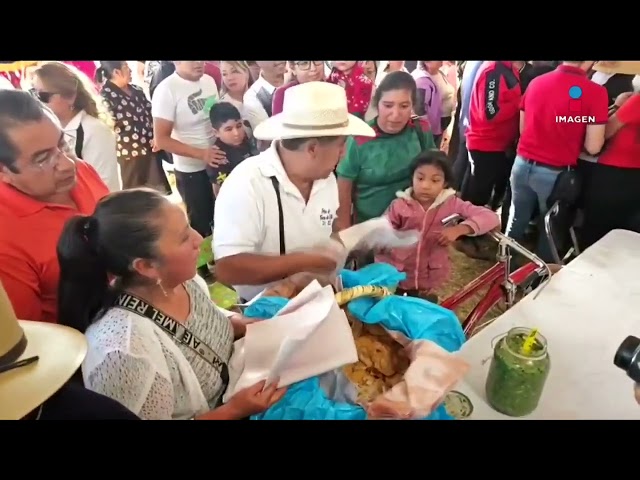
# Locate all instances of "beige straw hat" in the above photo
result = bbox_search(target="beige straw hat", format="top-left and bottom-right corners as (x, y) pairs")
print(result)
(253, 81), (375, 141)
(593, 61), (640, 76)
(0, 281), (87, 420)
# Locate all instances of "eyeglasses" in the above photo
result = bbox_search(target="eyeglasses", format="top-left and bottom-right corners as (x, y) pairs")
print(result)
(29, 88), (58, 104)
(28, 133), (76, 171)
(294, 61), (324, 71)
(0, 355), (39, 375)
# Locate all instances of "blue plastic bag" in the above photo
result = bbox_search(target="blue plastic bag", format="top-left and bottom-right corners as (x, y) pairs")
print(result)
(243, 263), (466, 420)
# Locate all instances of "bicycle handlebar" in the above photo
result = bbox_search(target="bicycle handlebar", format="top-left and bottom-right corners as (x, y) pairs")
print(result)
(441, 213), (552, 298)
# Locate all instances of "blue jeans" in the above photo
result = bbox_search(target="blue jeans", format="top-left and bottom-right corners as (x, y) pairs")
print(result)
(506, 156), (561, 262)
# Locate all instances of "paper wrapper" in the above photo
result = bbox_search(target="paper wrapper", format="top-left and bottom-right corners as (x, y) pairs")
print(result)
(363, 329), (470, 420)
(255, 273), (468, 420)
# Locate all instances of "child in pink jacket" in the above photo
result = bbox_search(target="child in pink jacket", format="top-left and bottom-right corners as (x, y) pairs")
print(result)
(375, 150), (499, 301)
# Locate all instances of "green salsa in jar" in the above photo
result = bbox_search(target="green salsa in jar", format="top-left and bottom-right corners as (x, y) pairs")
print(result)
(485, 327), (550, 417)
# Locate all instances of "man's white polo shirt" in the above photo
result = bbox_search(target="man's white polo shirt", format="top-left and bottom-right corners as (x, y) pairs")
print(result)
(213, 142), (339, 301)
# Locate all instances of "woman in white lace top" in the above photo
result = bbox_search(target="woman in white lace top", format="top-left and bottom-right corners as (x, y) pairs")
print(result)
(56, 188), (286, 420)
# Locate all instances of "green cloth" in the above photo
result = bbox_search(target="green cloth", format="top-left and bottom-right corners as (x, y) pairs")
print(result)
(197, 236), (214, 268)
(336, 118), (435, 223)
(208, 282), (239, 310)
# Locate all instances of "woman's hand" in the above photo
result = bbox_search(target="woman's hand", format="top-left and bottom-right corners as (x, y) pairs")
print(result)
(635, 383), (640, 405)
(440, 134), (450, 154)
(228, 380), (287, 418)
(229, 314), (259, 339)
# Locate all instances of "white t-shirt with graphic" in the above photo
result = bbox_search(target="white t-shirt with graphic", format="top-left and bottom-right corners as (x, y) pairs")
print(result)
(151, 72), (219, 173)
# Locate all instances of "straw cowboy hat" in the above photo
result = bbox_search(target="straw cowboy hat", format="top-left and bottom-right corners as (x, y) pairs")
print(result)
(0, 281), (87, 420)
(593, 61), (640, 76)
(253, 81), (376, 141)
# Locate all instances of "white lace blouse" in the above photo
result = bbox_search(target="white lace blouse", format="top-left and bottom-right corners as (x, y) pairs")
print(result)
(82, 277), (234, 420)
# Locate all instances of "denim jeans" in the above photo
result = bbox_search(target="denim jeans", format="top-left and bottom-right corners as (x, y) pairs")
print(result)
(506, 156), (561, 262)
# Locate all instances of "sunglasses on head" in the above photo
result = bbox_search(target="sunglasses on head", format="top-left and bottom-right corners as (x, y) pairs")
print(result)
(29, 88), (55, 103)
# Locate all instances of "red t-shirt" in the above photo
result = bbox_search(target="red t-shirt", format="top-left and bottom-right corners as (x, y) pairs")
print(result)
(466, 61), (521, 152)
(598, 94), (640, 169)
(272, 80), (299, 116)
(517, 65), (609, 168)
(204, 62), (222, 91)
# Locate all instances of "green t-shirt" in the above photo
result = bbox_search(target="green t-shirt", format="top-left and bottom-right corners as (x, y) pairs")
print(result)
(336, 118), (436, 223)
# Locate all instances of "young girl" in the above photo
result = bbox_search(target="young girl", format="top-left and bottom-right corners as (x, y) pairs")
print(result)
(375, 150), (499, 301)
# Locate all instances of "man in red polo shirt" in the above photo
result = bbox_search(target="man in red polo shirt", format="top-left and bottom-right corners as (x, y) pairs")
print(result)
(506, 61), (608, 261)
(463, 61), (521, 207)
(0, 90), (109, 323)
(581, 92), (640, 248)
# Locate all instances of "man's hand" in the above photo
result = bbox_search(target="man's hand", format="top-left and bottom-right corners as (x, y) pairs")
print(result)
(199, 145), (228, 167)
(614, 91), (634, 108)
(300, 239), (348, 274)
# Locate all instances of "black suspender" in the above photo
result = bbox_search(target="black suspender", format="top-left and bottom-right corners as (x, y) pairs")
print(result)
(269, 176), (286, 255)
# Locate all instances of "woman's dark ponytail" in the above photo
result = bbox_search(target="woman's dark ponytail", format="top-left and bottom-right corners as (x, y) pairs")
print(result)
(94, 61), (127, 85)
(56, 188), (168, 333)
(57, 215), (113, 333)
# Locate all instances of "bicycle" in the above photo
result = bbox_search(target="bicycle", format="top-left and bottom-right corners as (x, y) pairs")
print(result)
(438, 213), (553, 338)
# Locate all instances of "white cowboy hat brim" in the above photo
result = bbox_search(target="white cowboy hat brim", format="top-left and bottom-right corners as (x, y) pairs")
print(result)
(0, 321), (87, 420)
(593, 61), (640, 76)
(254, 111), (376, 141)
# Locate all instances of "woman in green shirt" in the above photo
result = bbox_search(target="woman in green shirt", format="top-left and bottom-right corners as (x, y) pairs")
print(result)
(336, 71), (435, 230)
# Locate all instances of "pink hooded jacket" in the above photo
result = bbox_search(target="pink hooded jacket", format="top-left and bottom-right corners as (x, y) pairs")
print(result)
(375, 188), (499, 292)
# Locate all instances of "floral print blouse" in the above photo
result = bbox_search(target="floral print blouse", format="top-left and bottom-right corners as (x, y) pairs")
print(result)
(101, 81), (154, 161)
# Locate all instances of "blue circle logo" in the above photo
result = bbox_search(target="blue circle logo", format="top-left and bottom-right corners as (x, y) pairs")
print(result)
(569, 86), (583, 99)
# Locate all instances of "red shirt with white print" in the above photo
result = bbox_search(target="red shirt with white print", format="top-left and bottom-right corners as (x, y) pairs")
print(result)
(328, 64), (373, 118)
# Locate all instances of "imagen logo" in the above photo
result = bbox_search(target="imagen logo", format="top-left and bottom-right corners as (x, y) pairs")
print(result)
(555, 85), (596, 123)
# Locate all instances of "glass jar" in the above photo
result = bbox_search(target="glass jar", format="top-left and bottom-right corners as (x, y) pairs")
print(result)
(485, 327), (551, 417)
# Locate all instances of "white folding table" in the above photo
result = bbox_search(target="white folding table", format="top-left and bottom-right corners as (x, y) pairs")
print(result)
(452, 229), (640, 420)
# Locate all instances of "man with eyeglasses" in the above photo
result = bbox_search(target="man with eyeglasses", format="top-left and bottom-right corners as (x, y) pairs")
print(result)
(243, 61), (286, 130)
(0, 90), (108, 323)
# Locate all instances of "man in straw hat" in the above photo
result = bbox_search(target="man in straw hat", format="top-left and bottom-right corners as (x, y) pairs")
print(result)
(212, 81), (376, 302)
(0, 280), (139, 419)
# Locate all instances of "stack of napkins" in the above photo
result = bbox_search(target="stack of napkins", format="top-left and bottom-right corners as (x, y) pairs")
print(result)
(223, 280), (358, 402)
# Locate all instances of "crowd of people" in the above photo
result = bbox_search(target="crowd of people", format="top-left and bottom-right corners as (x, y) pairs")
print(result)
(1, 60), (639, 420)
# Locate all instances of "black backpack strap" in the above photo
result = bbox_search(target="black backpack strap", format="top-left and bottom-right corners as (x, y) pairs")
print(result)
(269, 176), (286, 255)
(75, 123), (84, 159)
(412, 117), (427, 151)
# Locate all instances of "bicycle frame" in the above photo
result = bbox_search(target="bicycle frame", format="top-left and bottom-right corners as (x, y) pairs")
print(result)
(438, 214), (552, 337)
